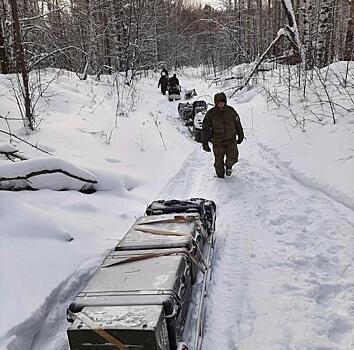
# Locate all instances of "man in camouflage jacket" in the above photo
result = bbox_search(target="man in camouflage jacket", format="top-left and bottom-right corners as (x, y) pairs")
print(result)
(201, 92), (244, 178)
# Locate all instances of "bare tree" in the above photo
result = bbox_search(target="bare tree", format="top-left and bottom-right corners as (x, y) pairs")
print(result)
(300, 0), (313, 68)
(9, 0), (34, 130)
(0, 16), (9, 73)
(345, 0), (354, 60)
(0, 0), (351, 89)
(315, 0), (335, 67)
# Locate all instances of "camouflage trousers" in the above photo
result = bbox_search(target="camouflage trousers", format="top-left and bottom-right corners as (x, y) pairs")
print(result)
(212, 139), (239, 177)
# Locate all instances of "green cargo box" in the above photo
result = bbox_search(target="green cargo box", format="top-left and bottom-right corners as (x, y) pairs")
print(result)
(115, 213), (207, 251)
(114, 213), (207, 280)
(67, 252), (192, 350)
(68, 305), (169, 350)
(104, 247), (201, 283)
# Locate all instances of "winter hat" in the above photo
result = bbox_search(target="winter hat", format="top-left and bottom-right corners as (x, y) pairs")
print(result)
(214, 92), (227, 105)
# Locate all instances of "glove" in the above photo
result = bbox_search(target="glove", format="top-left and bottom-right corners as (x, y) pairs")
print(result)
(202, 143), (211, 152)
(237, 136), (244, 144)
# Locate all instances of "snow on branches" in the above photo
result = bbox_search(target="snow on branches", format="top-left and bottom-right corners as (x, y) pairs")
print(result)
(0, 158), (97, 192)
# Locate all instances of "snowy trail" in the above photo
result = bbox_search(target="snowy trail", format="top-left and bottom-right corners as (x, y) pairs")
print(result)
(0, 75), (209, 350)
(4, 73), (353, 350)
(159, 122), (354, 349)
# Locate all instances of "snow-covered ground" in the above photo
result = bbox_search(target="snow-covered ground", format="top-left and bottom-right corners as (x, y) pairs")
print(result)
(0, 63), (353, 350)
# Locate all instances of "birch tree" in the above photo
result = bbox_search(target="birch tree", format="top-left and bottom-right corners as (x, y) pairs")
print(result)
(9, 0), (33, 130)
(300, 0), (313, 68)
(315, 0), (335, 67)
(345, 0), (354, 60)
(0, 0), (351, 79)
(0, 17), (9, 73)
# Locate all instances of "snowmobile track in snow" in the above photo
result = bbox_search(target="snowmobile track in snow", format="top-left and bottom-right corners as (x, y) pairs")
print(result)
(5, 74), (353, 350)
(158, 127), (354, 350)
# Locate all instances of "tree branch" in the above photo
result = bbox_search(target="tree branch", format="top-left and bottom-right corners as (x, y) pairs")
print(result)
(0, 168), (97, 184)
(0, 130), (52, 155)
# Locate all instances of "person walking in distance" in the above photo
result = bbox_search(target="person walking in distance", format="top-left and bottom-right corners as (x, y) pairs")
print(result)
(158, 71), (168, 95)
(161, 67), (169, 77)
(201, 92), (244, 178)
(168, 73), (179, 87)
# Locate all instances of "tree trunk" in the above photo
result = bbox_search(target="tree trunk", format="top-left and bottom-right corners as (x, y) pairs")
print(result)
(9, 0), (33, 130)
(316, 0), (334, 67)
(345, 0), (354, 60)
(301, 0), (313, 68)
(257, 0), (263, 55)
(280, 0), (305, 64)
(0, 19), (9, 73)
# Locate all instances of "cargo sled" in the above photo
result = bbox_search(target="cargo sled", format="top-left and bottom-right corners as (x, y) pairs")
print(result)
(184, 89), (197, 100)
(168, 85), (181, 101)
(67, 198), (216, 350)
(177, 101), (207, 128)
(67, 251), (192, 350)
(145, 198), (216, 236)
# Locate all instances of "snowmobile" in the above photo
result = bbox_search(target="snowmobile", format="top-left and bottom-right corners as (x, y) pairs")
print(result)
(66, 198), (217, 350)
(191, 100), (207, 116)
(178, 100), (207, 129)
(168, 85), (181, 101)
(177, 100), (208, 140)
(178, 102), (194, 126)
(193, 110), (206, 143)
(191, 101), (208, 142)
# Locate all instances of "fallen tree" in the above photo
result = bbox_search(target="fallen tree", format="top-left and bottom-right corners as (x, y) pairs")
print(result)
(0, 157), (98, 192)
(225, 0), (304, 97)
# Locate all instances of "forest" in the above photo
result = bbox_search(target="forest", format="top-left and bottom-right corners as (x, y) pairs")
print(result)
(1, 2), (354, 350)
(0, 0), (353, 131)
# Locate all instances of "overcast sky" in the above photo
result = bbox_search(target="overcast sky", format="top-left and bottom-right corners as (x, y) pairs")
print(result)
(194, 0), (220, 6)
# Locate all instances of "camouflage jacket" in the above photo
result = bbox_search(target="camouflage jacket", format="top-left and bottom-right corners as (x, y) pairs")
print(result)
(201, 105), (244, 144)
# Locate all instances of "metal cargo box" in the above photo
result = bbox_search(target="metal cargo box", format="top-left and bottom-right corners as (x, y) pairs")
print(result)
(114, 213), (207, 277)
(67, 253), (192, 350)
(105, 247), (203, 284)
(145, 198), (216, 235)
(68, 304), (169, 350)
(114, 214), (207, 282)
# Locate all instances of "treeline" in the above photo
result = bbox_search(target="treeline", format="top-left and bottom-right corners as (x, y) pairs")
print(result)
(0, 0), (353, 76)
